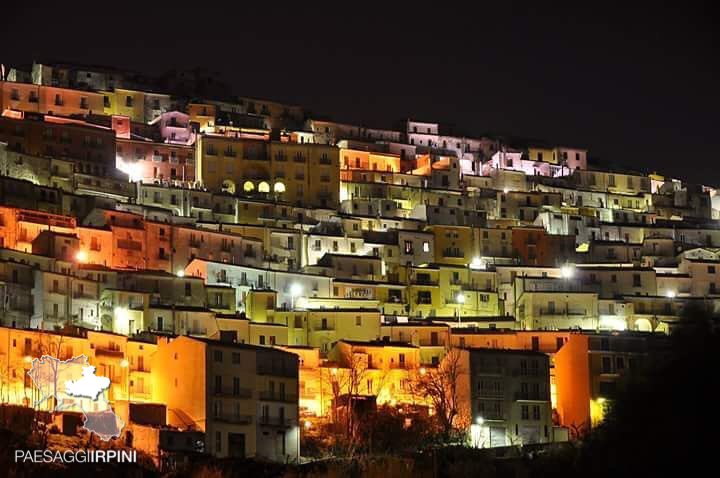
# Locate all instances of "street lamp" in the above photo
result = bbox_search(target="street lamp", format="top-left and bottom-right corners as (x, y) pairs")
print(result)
(666, 290), (676, 299)
(176, 269), (185, 278)
(455, 292), (465, 322)
(75, 250), (88, 263)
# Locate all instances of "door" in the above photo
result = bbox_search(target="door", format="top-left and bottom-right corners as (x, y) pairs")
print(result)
(490, 427), (506, 447)
(228, 433), (246, 458)
(520, 425), (540, 445)
(431, 332), (439, 346)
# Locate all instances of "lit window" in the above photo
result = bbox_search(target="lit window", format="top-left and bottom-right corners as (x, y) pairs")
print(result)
(273, 181), (286, 193)
(258, 181), (270, 193)
(423, 242), (430, 253)
(243, 181), (255, 192)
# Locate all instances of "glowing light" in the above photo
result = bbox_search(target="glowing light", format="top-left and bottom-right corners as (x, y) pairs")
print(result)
(258, 181), (270, 193)
(304, 420), (311, 429)
(273, 181), (286, 193)
(331, 367), (338, 376)
(455, 293), (465, 304)
(117, 159), (143, 182)
(176, 270), (185, 278)
(290, 283), (303, 297)
(114, 306), (129, 321)
(75, 250), (88, 263)
(419, 367), (426, 375)
(503, 188), (509, 194)
(120, 359), (129, 368)
(243, 181), (255, 192)
(469, 257), (486, 270)
(24, 356), (33, 363)
(560, 264), (574, 279)
(666, 290), (676, 298)
(476, 416), (484, 425)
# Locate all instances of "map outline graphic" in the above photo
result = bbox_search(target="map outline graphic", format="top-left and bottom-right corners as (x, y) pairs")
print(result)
(27, 354), (125, 441)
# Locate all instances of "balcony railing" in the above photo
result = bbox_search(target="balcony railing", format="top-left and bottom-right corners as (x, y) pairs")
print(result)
(514, 391), (549, 401)
(215, 414), (253, 425)
(476, 389), (505, 399)
(259, 391), (298, 403)
(258, 416), (293, 427)
(511, 368), (543, 377)
(215, 387), (253, 398)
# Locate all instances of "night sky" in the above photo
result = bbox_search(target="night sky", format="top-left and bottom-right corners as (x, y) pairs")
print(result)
(2, 4), (717, 185)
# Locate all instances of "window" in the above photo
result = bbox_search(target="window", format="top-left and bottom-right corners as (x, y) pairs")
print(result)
(633, 274), (641, 287)
(214, 375), (222, 393)
(602, 357), (613, 373)
(423, 241), (430, 253)
(709, 266), (716, 274)
(521, 405), (529, 420)
(616, 357), (625, 370)
(214, 350), (223, 362)
(355, 316), (362, 326)
(404, 241), (413, 254)
(232, 352), (241, 364)
(532, 405), (541, 420)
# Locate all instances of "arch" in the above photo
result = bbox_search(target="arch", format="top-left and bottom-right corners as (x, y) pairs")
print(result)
(222, 179), (236, 194)
(634, 318), (653, 332)
(258, 181), (270, 193)
(243, 181), (255, 192)
(273, 181), (286, 193)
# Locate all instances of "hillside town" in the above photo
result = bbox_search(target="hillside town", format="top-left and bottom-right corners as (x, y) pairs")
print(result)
(0, 60), (715, 466)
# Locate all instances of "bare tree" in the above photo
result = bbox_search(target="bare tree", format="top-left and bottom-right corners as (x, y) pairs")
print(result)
(410, 347), (465, 442)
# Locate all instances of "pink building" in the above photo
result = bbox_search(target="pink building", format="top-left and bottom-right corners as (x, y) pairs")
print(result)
(150, 111), (196, 145)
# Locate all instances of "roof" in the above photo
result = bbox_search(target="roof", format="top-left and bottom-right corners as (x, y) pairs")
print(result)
(340, 339), (419, 349)
(187, 336), (299, 357)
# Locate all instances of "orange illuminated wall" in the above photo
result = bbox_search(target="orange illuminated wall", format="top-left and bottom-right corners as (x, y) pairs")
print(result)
(554, 334), (591, 434)
(340, 148), (401, 173)
(77, 226), (114, 267)
(0, 206), (77, 252)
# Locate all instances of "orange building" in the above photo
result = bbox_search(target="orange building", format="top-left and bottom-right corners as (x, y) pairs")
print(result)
(0, 115), (116, 177)
(1, 81), (105, 117)
(511, 226), (576, 266)
(0, 206), (76, 252)
(340, 147), (401, 180)
(554, 332), (663, 435)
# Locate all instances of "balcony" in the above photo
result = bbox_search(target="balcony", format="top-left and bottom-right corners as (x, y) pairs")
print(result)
(514, 391), (549, 401)
(443, 249), (464, 258)
(475, 366), (504, 375)
(476, 389), (505, 399)
(258, 416), (293, 428)
(95, 346), (124, 358)
(412, 278), (439, 286)
(511, 368), (543, 378)
(215, 387), (253, 398)
(215, 414), (253, 425)
(476, 410), (506, 421)
(259, 391), (298, 403)
(417, 338), (444, 347)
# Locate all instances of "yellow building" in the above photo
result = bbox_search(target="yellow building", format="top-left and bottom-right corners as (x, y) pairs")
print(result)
(188, 102), (217, 132)
(436, 264), (502, 318)
(196, 135), (339, 209)
(429, 225), (476, 266)
(101, 89), (146, 123)
(528, 146), (558, 164)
